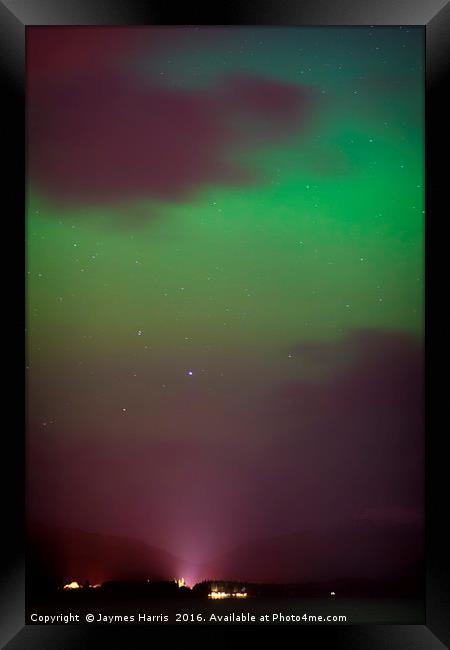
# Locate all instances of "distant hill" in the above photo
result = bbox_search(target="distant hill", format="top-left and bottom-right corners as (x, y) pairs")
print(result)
(27, 521), (193, 589)
(27, 518), (423, 595)
(203, 520), (423, 590)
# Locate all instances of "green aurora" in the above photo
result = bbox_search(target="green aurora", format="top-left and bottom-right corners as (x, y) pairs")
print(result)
(26, 27), (424, 580)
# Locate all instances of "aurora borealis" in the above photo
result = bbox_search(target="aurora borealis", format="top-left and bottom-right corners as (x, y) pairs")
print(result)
(26, 27), (424, 586)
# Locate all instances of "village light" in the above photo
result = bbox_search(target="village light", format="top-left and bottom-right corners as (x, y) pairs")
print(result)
(208, 591), (231, 599)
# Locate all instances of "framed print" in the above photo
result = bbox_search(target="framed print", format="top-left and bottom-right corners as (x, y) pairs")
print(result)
(1, 1), (448, 648)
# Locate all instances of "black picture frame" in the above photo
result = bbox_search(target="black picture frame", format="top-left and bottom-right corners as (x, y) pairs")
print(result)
(1, 1), (448, 648)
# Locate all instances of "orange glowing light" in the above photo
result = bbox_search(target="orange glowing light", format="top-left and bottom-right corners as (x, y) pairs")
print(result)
(208, 591), (231, 599)
(63, 581), (81, 590)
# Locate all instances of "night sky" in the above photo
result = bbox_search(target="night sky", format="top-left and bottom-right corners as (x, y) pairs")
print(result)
(27, 27), (424, 585)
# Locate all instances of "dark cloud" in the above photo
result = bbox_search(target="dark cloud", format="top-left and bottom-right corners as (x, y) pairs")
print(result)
(287, 328), (420, 373)
(27, 27), (215, 81)
(263, 329), (424, 520)
(28, 30), (316, 210)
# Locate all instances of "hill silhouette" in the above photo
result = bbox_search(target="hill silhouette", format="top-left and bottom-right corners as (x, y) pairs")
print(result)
(28, 518), (422, 596)
(27, 521), (196, 591)
(204, 519), (423, 591)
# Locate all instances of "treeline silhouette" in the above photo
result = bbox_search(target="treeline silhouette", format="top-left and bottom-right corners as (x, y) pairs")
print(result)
(29, 573), (422, 599)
